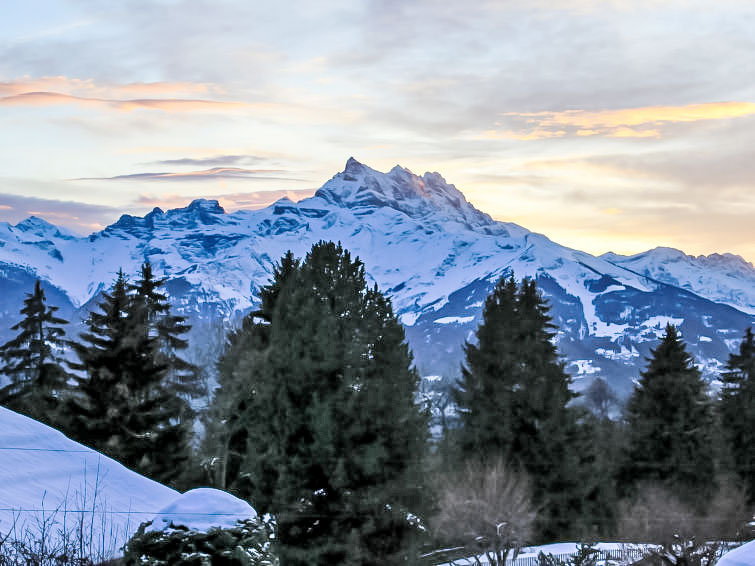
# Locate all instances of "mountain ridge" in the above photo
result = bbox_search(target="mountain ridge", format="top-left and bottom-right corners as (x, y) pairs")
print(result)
(0, 158), (753, 393)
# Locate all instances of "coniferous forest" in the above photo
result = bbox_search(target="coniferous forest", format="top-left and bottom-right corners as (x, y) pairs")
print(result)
(1, 241), (754, 565)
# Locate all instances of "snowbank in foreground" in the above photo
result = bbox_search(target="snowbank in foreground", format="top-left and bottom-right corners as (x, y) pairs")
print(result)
(146, 488), (257, 532)
(0, 407), (257, 556)
(716, 540), (755, 566)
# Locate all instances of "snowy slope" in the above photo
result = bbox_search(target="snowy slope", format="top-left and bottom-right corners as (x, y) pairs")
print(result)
(0, 407), (177, 555)
(602, 248), (755, 315)
(0, 158), (753, 394)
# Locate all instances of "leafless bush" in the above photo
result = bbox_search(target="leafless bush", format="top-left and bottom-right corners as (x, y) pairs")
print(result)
(430, 458), (536, 566)
(616, 481), (752, 544)
(0, 479), (125, 565)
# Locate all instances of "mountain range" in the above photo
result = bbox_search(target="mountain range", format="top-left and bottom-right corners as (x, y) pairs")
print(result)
(1, 157), (754, 396)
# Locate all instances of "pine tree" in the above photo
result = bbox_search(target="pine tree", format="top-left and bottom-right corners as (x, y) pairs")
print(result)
(131, 262), (202, 403)
(719, 327), (755, 502)
(451, 274), (592, 540)
(67, 268), (194, 486)
(213, 242), (428, 566)
(620, 324), (715, 504)
(0, 279), (71, 426)
(67, 270), (136, 458)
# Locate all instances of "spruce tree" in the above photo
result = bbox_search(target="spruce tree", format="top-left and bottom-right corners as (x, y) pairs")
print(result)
(131, 262), (202, 403)
(0, 279), (71, 426)
(719, 327), (755, 502)
(67, 268), (194, 486)
(620, 324), (715, 504)
(67, 270), (136, 458)
(451, 274), (591, 540)
(214, 242), (428, 566)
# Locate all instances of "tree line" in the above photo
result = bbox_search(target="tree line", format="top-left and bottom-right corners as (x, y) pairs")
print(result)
(1, 241), (754, 565)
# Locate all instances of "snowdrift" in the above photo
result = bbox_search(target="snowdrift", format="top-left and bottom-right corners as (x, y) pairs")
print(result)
(0, 407), (253, 556)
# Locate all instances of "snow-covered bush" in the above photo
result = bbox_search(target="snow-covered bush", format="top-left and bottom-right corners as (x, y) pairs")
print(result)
(122, 516), (277, 566)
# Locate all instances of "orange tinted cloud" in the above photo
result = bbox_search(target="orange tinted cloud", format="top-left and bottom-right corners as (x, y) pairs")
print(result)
(0, 76), (242, 113)
(489, 101), (755, 140)
(135, 189), (316, 211)
(0, 76), (219, 98)
(0, 91), (245, 113)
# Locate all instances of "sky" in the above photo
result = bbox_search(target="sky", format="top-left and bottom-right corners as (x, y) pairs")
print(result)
(1, 0), (754, 262)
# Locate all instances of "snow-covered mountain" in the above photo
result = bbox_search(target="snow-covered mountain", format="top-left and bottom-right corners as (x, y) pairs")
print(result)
(0, 158), (753, 395)
(602, 248), (755, 315)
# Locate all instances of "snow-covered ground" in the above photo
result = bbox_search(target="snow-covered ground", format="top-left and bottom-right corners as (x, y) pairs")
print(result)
(717, 540), (755, 566)
(0, 407), (254, 557)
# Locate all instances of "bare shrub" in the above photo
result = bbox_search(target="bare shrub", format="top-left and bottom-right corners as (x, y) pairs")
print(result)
(430, 458), (536, 566)
(0, 479), (125, 565)
(617, 481), (752, 544)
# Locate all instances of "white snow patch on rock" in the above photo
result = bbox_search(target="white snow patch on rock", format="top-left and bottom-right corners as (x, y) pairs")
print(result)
(434, 315), (475, 325)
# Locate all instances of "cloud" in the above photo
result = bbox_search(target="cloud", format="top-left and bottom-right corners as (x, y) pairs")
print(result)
(0, 90), (246, 113)
(72, 167), (305, 182)
(0, 193), (121, 233)
(486, 102), (755, 140)
(0, 76), (220, 98)
(135, 189), (317, 211)
(150, 155), (265, 167)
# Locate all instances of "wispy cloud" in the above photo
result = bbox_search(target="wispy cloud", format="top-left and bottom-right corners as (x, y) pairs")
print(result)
(0, 76), (221, 98)
(135, 189), (317, 211)
(0, 193), (120, 233)
(0, 91), (245, 113)
(72, 167), (305, 182)
(484, 102), (755, 140)
(150, 154), (265, 167)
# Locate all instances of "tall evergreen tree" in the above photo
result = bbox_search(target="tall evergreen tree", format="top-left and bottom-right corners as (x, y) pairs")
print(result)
(719, 327), (755, 502)
(451, 274), (592, 540)
(130, 262), (202, 403)
(620, 324), (715, 504)
(67, 270), (136, 458)
(67, 268), (194, 486)
(213, 242), (428, 566)
(0, 279), (71, 426)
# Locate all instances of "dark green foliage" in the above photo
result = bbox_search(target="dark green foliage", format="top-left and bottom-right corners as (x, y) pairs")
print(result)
(66, 264), (196, 486)
(212, 242), (429, 566)
(123, 518), (277, 566)
(620, 324), (716, 504)
(450, 274), (594, 540)
(0, 279), (71, 426)
(719, 327), (755, 502)
(67, 270), (137, 465)
(131, 262), (203, 404)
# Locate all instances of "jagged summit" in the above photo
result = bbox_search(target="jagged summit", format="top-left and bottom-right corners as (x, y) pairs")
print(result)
(312, 158), (495, 230)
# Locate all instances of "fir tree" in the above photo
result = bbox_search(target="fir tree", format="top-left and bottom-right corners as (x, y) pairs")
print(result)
(67, 270), (136, 458)
(719, 327), (755, 502)
(0, 279), (71, 426)
(620, 324), (715, 504)
(451, 274), (592, 540)
(213, 242), (428, 566)
(130, 262), (202, 403)
(67, 268), (194, 486)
